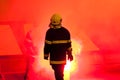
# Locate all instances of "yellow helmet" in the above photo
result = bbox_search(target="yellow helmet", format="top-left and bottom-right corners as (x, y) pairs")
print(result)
(50, 13), (62, 26)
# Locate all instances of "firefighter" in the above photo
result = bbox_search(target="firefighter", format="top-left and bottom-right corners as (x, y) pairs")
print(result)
(44, 13), (73, 80)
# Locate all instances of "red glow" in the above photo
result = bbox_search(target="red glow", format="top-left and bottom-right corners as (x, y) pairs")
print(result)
(0, 25), (22, 55)
(0, 0), (120, 80)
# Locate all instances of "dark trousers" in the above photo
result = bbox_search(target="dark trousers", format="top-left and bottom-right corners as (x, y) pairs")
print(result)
(51, 64), (65, 80)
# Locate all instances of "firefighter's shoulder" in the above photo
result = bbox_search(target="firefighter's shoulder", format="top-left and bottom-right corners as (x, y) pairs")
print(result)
(61, 26), (70, 34)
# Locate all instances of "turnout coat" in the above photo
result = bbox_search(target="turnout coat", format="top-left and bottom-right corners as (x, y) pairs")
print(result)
(44, 26), (72, 65)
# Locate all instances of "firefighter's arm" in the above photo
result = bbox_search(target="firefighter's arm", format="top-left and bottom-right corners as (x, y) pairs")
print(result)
(44, 43), (50, 60)
(66, 30), (73, 61)
(44, 30), (51, 60)
(67, 47), (73, 61)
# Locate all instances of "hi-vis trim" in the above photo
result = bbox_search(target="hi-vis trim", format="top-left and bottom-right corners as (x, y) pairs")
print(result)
(45, 40), (52, 44)
(45, 40), (71, 44)
(50, 60), (66, 64)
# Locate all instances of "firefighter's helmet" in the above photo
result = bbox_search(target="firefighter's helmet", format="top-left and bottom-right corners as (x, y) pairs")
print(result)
(50, 14), (62, 26)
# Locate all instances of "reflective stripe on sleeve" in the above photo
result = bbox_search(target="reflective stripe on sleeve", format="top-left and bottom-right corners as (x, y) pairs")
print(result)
(45, 40), (52, 44)
(45, 40), (71, 44)
(50, 60), (66, 64)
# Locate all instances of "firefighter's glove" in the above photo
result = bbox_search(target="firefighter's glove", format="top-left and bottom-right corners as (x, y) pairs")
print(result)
(68, 54), (73, 61)
(67, 50), (73, 61)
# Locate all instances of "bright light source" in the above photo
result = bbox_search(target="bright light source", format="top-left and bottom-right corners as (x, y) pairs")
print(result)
(64, 60), (71, 71)
(35, 39), (82, 80)
(64, 39), (82, 80)
(64, 60), (71, 80)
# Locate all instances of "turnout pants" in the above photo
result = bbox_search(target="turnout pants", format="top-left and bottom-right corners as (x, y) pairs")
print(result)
(51, 64), (65, 80)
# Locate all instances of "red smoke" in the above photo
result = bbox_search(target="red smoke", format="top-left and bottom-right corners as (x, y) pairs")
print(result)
(0, 0), (120, 79)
